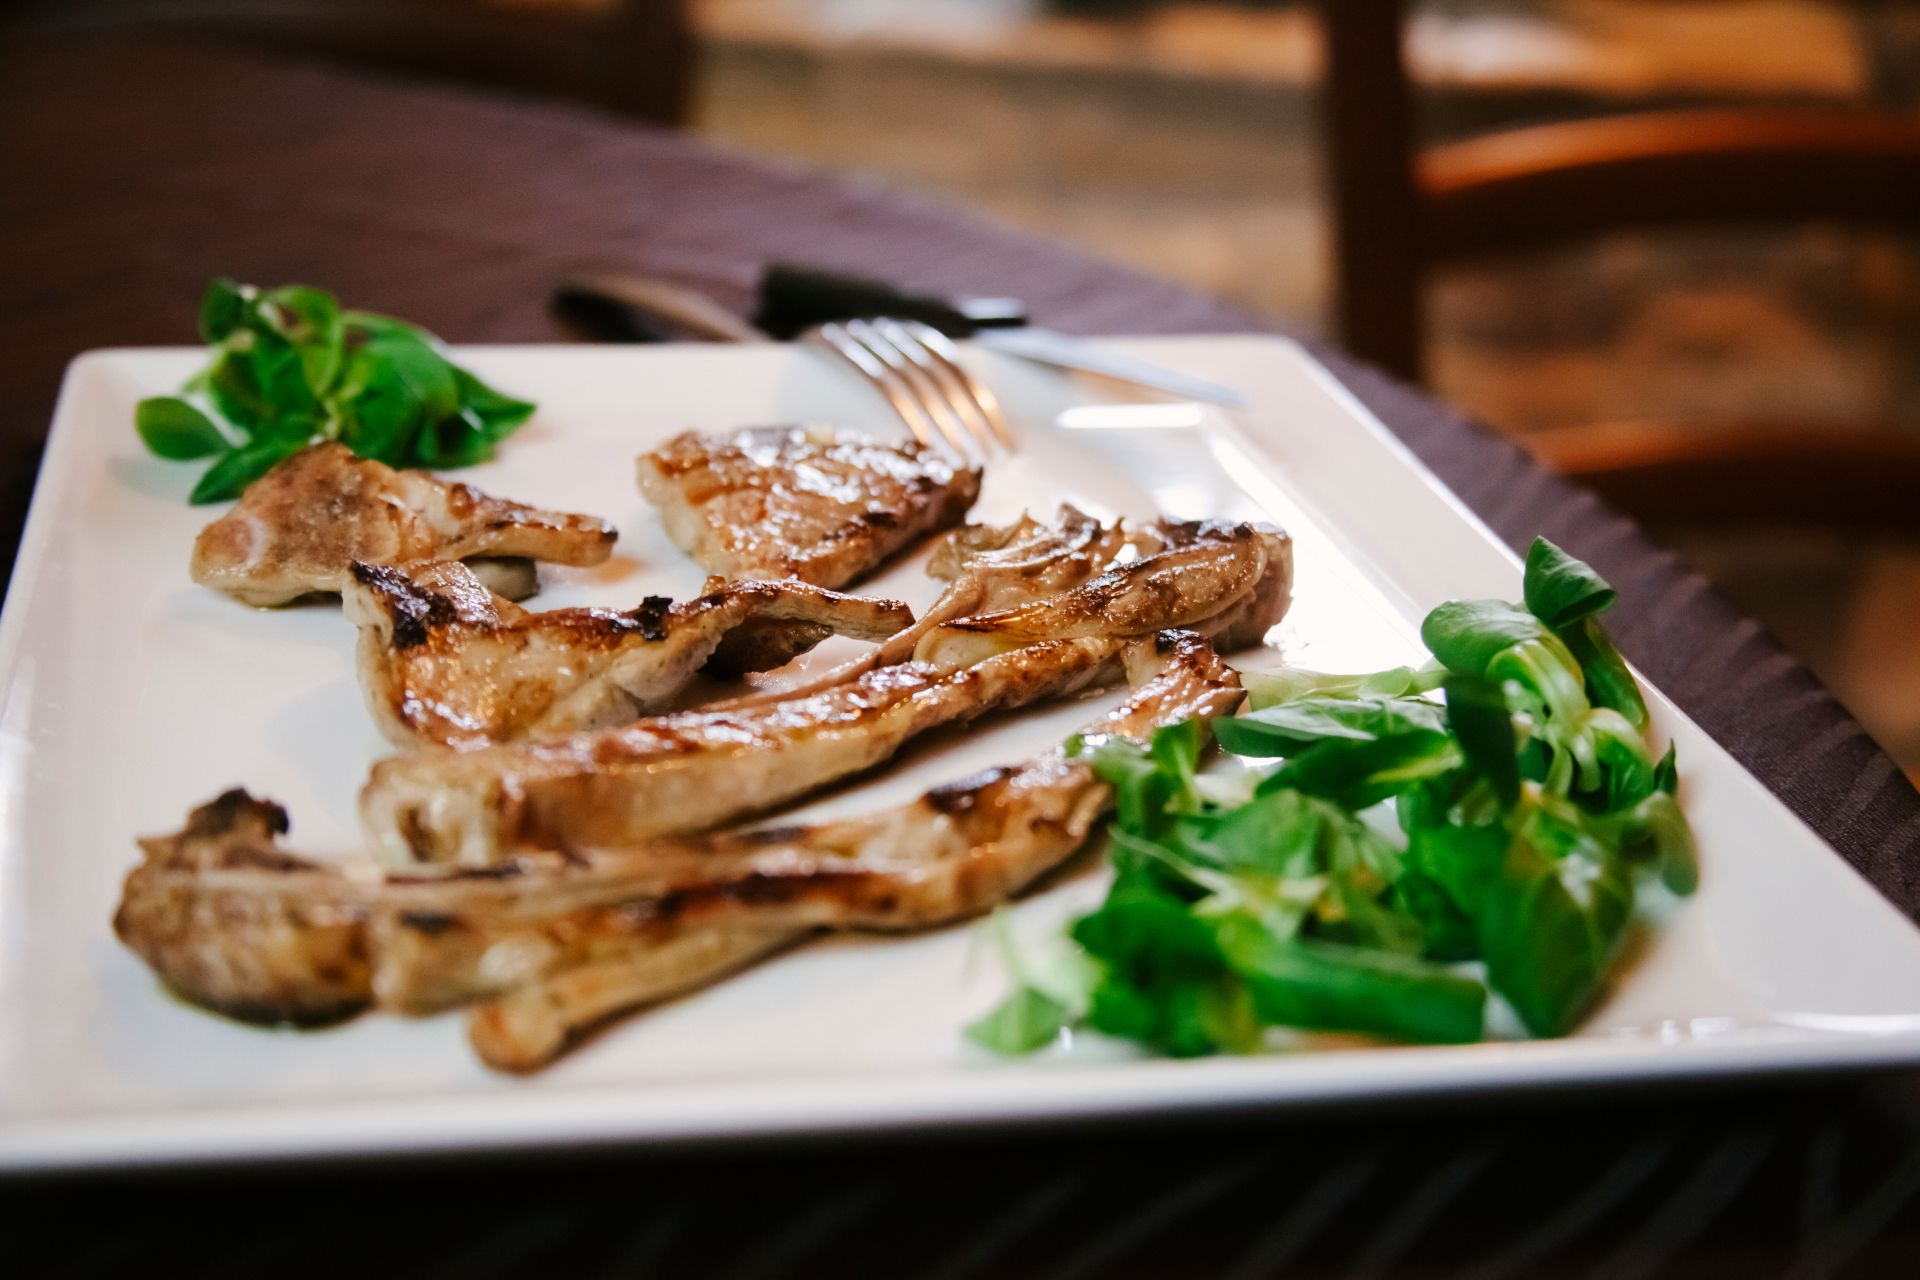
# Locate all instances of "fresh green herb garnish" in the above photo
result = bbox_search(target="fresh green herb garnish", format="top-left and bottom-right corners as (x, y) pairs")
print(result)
(135, 279), (535, 503)
(970, 537), (1695, 1056)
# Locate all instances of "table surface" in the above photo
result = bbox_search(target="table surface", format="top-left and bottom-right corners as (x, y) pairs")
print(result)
(3, 28), (1919, 1278)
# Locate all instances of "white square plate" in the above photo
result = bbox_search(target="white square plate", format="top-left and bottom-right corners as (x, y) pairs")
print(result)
(4, 336), (1919, 1171)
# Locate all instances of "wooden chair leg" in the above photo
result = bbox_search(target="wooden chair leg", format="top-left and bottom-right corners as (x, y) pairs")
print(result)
(1314, 0), (1425, 383)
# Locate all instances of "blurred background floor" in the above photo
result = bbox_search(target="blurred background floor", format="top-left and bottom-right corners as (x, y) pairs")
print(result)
(690, 0), (1920, 775)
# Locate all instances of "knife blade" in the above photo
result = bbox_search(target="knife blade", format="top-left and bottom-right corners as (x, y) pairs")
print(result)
(968, 327), (1247, 408)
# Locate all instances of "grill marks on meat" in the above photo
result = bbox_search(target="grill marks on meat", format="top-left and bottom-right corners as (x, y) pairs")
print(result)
(912, 517), (1292, 670)
(344, 560), (914, 749)
(128, 480), (1293, 1071)
(360, 636), (1127, 869)
(112, 634), (1243, 1071)
(715, 505), (1288, 710)
(464, 633), (1244, 1070)
(711, 503), (1128, 709)
(636, 426), (980, 587)
(561, 636), (1246, 933)
(190, 443), (616, 607)
(357, 511), (1290, 870)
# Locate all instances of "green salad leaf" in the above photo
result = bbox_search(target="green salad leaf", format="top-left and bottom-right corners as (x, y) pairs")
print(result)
(135, 278), (536, 503)
(1242, 663), (1442, 710)
(1522, 536), (1618, 628)
(966, 985), (1073, 1055)
(972, 540), (1695, 1059)
(1214, 695), (1447, 755)
(134, 397), (228, 460)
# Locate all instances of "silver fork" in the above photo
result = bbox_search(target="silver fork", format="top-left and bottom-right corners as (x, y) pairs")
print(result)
(805, 317), (1016, 460)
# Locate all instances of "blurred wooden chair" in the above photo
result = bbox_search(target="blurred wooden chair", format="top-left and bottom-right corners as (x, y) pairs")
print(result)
(8, 0), (694, 126)
(1314, 0), (1920, 533)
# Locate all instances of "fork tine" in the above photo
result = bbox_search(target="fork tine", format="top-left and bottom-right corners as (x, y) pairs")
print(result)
(808, 322), (940, 451)
(870, 318), (996, 457)
(889, 319), (1016, 453)
(843, 319), (979, 462)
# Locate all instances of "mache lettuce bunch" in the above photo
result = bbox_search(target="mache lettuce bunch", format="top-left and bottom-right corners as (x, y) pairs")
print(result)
(135, 279), (535, 503)
(969, 538), (1696, 1057)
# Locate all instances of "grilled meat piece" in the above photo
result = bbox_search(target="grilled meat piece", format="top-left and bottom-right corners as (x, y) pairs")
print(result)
(113, 633), (1241, 1072)
(636, 426), (980, 587)
(359, 515), (1289, 870)
(344, 560), (913, 749)
(112, 790), (375, 1026)
(554, 634), (1243, 931)
(191, 443), (616, 606)
(462, 630), (1243, 1070)
(361, 635), (1128, 869)
(464, 928), (798, 1072)
(911, 517), (1291, 670)
(717, 506), (1288, 708)
(709, 503), (1127, 709)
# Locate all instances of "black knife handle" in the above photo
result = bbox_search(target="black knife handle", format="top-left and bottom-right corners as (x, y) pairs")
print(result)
(753, 263), (1025, 340)
(551, 284), (678, 343)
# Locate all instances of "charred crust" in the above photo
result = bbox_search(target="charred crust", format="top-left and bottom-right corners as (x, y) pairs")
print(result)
(464, 861), (531, 881)
(398, 808), (437, 858)
(189, 990), (370, 1029)
(658, 868), (870, 916)
(348, 560), (390, 589)
(186, 789), (291, 839)
(630, 596), (674, 642)
(734, 824), (812, 846)
(399, 910), (459, 936)
(924, 769), (1010, 815)
(217, 845), (321, 874)
(353, 561), (464, 649)
(390, 862), (525, 886)
(857, 509), (900, 527)
(649, 892), (686, 923)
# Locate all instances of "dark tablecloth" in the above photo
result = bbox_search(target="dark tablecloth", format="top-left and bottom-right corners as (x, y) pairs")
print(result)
(3, 29), (1918, 1278)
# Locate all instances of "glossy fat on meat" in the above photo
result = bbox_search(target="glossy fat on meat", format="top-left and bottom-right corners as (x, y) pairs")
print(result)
(190, 443), (616, 606)
(344, 560), (914, 749)
(636, 426), (980, 587)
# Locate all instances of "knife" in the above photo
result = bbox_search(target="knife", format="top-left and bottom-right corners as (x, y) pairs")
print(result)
(552, 266), (1248, 408)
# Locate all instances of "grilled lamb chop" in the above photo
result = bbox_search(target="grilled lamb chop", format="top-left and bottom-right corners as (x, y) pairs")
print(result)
(636, 426), (980, 587)
(358, 519), (1290, 869)
(344, 560), (914, 749)
(113, 633), (1241, 1071)
(111, 790), (375, 1027)
(716, 505), (1287, 709)
(191, 443), (616, 606)
(912, 518), (1291, 670)
(463, 631), (1243, 1069)
(362, 635), (1129, 869)
(707, 503), (1128, 709)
